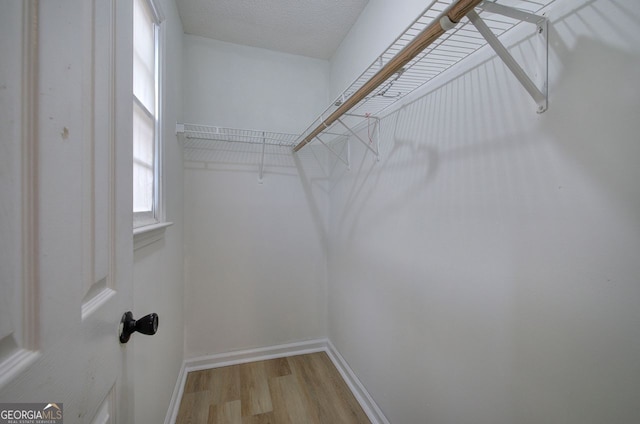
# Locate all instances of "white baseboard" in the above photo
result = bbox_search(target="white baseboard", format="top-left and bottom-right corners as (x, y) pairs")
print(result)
(164, 338), (389, 424)
(164, 360), (187, 424)
(184, 338), (328, 373)
(325, 340), (390, 424)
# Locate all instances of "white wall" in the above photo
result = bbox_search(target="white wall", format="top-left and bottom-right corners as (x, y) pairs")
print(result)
(327, 1), (640, 423)
(183, 35), (329, 133)
(132, 0), (184, 423)
(182, 38), (330, 358)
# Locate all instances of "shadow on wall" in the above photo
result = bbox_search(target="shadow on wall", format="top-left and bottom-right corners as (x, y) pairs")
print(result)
(544, 36), (640, 219)
(543, 0), (640, 219)
(510, 22), (640, 424)
(293, 149), (331, 256)
(329, 0), (640, 249)
(325, 1), (640, 423)
(329, 32), (548, 248)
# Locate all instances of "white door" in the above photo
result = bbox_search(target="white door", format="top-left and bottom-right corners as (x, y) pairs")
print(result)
(1, 0), (136, 422)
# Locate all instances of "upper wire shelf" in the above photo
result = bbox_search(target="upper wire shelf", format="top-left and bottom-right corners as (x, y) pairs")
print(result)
(295, 0), (553, 151)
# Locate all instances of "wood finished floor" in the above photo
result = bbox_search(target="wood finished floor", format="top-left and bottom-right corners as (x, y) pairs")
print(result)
(176, 352), (371, 424)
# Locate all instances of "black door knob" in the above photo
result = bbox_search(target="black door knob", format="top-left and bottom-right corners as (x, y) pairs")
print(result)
(119, 311), (158, 343)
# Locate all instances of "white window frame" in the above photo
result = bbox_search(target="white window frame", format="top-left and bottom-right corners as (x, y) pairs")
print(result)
(133, 0), (166, 231)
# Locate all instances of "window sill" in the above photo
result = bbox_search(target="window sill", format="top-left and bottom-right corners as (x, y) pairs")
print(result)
(133, 221), (173, 251)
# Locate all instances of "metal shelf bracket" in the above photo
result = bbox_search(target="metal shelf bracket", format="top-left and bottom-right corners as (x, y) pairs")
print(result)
(337, 117), (380, 162)
(298, 112), (380, 169)
(316, 136), (350, 169)
(470, 2), (549, 113)
(343, 113), (381, 162)
(258, 131), (266, 184)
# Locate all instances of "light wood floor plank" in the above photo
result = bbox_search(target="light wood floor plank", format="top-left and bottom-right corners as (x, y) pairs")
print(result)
(262, 357), (291, 379)
(184, 369), (213, 394)
(177, 390), (212, 424)
(177, 353), (371, 424)
(269, 374), (320, 424)
(240, 361), (274, 417)
(241, 411), (276, 424)
(289, 353), (371, 424)
(210, 365), (241, 405)
(208, 399), (242, 424)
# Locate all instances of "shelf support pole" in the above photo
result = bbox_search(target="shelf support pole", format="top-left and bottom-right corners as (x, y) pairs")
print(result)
(466, 9), (548, 112)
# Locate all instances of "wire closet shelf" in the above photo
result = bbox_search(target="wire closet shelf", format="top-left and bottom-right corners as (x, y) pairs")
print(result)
(294, 0), (552, 153)
(179, 123), (300, 183)
(179, 123), (299, 147)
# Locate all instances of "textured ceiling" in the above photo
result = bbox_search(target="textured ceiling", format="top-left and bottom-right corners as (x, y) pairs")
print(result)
(176, 0), (369, 60)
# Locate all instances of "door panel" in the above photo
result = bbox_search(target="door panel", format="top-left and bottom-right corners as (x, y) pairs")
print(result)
(0, 1), (134, 422)
(0, 0), (40, 388)
(81, 0), (117, 318)
(91, 385), (116, 424)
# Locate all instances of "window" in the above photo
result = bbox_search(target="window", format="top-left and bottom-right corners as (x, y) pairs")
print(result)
(133, 0), (162, 228)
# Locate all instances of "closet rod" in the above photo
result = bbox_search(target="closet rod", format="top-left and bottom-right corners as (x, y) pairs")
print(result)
(292, 0), (482, 153)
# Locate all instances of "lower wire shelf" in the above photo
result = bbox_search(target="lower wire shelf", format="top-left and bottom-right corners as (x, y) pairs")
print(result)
(176, 123), (300, 183)
(176, 123), (299, 147)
